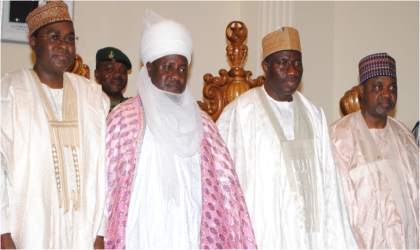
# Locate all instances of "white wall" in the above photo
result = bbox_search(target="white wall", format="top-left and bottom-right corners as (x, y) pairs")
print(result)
(331, 1), (419, 128)
(2, 1), (418, 128)
(294, 1), (335, 124)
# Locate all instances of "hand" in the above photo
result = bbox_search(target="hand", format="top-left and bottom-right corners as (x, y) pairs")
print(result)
(93, 236), (104, 249)
(1, 233), (16, 249)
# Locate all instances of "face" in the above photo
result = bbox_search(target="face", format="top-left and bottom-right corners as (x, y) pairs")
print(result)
(29, 21), (76, 75)
(261, 50), (303, 102)
(358, 75), (397, 119)
(95, 61), (128, 99)
(146, 54), (188, 94)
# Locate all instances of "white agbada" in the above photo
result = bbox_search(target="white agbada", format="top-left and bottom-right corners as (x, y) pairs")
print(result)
(216, 86), (358, 249)
(1, 69), (109, 248)
(126, 127), (202, 249)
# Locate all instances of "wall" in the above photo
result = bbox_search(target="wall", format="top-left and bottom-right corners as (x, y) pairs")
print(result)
(332, 1), (419, 128)
(2, 1), (418, 128)
(294, 1), (335, 124)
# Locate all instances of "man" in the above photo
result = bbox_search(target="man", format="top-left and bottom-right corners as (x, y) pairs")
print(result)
(216, 27), (357, 248)
(104, 10), (256, 249)
(1, 1), (109, 248)
(95, 47), (132, 110)
(329, 53), (419, 249)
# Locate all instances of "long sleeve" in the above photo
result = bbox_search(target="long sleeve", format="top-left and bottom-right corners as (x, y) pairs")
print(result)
(1, 74), (14, 235)
(96, 92), (110, 237)
(319, 110), (358, 248)
(1, 154), (10, 235)
(216, 101), (249, 191)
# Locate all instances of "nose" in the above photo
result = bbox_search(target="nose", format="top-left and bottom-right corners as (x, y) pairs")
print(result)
(57, 37), (69, 51)
(112, 68), (122, 78)
(170, 70), (181, 80)
(380, 87), (392, 98)
(286, 64), (298, 76)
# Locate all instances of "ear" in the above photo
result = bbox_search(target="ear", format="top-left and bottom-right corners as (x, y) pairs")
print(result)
(261, 60), (268, 74)
(146, 62), (153, 77)
(29, 36), (36, 51)
(94, 69), (99, 83)
(358, 84), (365, 99)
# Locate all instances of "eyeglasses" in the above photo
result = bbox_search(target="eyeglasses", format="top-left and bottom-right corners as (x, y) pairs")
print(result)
(37, 35), (79, 45)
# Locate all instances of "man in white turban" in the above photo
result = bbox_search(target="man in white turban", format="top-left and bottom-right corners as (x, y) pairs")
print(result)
(104, 10), (256, 249)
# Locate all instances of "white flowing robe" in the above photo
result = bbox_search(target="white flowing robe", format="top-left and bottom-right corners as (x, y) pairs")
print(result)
(1, 69), (109, 248)
(329, 111), (419, 249)
(216, 87), (357, 249)
(126, 127), (202, 249)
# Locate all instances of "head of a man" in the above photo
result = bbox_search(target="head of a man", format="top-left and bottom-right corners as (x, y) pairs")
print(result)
(146, 54), (188, 94)
(140, 10), (193, 96)
(27, 1), (75, 75)
(261, 27), (303, 102)
(95, 47), (132, 101)
(358, 53), (397, 124)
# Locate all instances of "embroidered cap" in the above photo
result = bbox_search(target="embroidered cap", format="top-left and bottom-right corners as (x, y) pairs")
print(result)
(26, 1), (72, 36)
(96, 47), (132, 70)
(262, 27), (301, 60)
(359, 53), (396, 84)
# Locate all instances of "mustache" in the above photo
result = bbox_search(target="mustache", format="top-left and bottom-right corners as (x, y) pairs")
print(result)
(285, 76), (301, 83)
(378, 96), (394, 103)
(110, 77), (123, 83)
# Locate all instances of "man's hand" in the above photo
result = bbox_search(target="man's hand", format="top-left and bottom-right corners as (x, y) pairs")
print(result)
(1, 233), (16, 249)
(94, 235), (104, 249)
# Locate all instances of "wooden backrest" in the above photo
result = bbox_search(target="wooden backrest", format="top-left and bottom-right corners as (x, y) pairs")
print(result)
(340, 85), (360, 115)
(197, 21), (265, 121)
(66, 54), (90, 79)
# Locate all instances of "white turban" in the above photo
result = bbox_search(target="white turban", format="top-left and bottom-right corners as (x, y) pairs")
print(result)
(140, 10), (193, 64)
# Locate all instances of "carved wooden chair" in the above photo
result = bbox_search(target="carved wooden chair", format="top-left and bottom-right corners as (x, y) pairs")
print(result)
(197, 21), (265, 121)
(340, 85), (360, 115)
(65, 54), (90, 79)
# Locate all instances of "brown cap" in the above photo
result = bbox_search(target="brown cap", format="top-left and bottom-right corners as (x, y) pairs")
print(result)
(262, 27), (301, 60)
(26, 1), (72, 36)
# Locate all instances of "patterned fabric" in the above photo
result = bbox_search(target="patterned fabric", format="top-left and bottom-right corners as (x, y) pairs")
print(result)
(31, 70), (81, 212)
(26, 1), (72, 35)
(105, 96), (256, 249)
(359, 52), (396, 84)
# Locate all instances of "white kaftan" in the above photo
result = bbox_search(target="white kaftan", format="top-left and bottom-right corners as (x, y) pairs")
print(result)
(216, 86), (357, 249)
(126, 126), (202, 249)
(1, 69), (110, 248)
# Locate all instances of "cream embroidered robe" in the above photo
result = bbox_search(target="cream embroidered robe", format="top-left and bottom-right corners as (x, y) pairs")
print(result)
(1, 69), (110, 248)
(329, 110), (419, 249)
(216, 87), (358, 249)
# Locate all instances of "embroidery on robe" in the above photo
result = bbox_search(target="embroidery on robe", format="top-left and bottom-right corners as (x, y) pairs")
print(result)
(256, 87), (319, 233)
(31, 70), (81, 212)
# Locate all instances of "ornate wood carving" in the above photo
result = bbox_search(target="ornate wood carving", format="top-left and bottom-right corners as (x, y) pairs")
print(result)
(198, 21), (265, 121)
(66, 54), (90, 79)
(340, 85), (360, 115)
